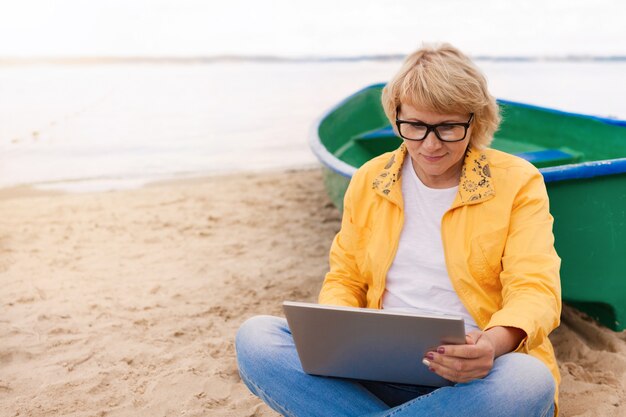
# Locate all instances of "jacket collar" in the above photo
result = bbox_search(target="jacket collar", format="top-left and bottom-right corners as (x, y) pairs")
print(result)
(372, 143), (495, 207)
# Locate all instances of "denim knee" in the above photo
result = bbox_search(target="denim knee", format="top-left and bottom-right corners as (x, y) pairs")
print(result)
(235, 315), (289, 375)
(494, 353), (555, 409)
(237, 315), (279, 347)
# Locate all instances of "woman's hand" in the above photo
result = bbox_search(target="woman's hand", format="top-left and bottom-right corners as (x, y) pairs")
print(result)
(422, 326), (526, 383)
(422, 330), (495, 383)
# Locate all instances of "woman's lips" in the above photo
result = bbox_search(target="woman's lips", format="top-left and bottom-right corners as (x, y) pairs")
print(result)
(421, 154), (445, 162)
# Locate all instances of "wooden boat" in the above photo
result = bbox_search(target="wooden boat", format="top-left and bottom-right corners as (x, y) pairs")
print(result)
(310, 83), (626, 331)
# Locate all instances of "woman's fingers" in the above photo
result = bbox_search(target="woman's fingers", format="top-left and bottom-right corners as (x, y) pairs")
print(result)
(423, 333), (495, 383)
(426, 358), (488, 382)
(433, 343), (484, 359)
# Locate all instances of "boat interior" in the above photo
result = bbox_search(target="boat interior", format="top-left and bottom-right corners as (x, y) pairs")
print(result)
(319, 86), (626, 170)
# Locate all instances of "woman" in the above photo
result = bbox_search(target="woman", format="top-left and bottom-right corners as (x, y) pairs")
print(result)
(236, 43), (561, 417)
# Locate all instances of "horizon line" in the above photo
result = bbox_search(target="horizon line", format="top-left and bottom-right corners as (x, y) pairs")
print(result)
(1, 54), (626, 65)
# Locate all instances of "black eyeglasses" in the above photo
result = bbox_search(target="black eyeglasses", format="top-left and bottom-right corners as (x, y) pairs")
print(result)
(395, 113), (474, 142)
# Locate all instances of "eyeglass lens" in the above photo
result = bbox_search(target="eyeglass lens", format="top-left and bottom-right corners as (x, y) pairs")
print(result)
(399, 123), (466, 141)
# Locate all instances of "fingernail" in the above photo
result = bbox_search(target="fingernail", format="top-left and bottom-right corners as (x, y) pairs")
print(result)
(426, 352), (434, 360)
(437, 347), (445, 354)
(428, 367), (435, 372)
(422, 358), (431, 367)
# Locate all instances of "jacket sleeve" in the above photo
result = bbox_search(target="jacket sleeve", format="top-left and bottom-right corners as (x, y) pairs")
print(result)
(318, 175), (369, 307)
(484, 170), (562, 352)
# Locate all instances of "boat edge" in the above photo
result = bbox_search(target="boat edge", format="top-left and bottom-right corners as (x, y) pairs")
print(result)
(309, 84), (626, 183)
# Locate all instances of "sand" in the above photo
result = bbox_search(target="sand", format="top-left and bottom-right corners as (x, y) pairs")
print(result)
(0, 168), (625, 417)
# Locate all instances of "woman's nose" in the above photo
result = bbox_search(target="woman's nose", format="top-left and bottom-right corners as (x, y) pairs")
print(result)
(422, 131), (442, 150)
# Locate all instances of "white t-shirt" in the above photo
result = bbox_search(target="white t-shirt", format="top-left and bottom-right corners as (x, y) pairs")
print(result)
(382, 158), (480, 334)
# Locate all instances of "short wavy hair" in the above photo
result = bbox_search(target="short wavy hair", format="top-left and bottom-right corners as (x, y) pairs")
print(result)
(381, 43), (500, 149)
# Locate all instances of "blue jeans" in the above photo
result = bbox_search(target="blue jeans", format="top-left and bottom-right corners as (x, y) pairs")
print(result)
(235, 315), (556, 417)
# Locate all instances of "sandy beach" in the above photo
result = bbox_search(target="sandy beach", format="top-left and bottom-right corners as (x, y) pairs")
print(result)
(1, 168), (625, 416)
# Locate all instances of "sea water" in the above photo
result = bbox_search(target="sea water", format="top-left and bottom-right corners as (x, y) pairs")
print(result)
(0, 59), (625, 191)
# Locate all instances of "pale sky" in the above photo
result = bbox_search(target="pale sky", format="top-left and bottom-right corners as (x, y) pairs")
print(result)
(0, 0), (624, 57)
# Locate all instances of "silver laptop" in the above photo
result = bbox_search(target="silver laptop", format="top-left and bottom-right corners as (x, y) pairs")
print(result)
(283, 301), (466, 387)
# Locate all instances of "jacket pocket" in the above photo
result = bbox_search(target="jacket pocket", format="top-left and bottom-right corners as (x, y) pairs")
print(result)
(468, 228), (507, 284)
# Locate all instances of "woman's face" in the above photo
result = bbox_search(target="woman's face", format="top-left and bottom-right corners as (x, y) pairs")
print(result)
(397, 103), (472, 189)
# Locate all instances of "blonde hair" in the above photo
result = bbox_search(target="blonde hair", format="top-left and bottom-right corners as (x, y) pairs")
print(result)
(381, 43), (500, 149)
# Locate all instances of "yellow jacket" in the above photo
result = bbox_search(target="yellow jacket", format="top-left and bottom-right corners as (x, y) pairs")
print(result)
(319, 143), (562, 411)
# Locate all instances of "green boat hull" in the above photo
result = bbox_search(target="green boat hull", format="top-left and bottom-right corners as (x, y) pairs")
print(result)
(311, 84), (626, 330)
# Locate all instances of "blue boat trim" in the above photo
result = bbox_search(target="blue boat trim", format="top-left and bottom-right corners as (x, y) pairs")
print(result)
(310, 83), (626, 182)
(539, 158), (626, 182)
(354, 125), (396, 141)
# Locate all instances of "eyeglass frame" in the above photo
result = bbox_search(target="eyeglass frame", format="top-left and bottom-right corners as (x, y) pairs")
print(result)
(395, 111), (474, 142)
